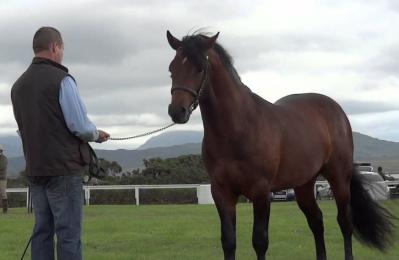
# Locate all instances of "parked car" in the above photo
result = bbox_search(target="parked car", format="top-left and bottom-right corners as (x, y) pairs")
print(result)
(316, 182), (333, 200)
(387, 181), (399, 198)
(271, 189), (295, 201)
(315, 169), (390, 201)
(359, 171), (390, 200)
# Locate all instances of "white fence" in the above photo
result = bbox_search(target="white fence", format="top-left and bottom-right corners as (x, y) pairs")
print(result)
(5, 187), (30, 208)
(83, 184), (208, 206)
(6, 184), (213, 208)
(6, 180), (399, 209)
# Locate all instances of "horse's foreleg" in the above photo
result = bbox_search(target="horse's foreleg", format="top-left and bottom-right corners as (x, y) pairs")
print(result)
(252, 191), (271, 260)
(211, 184), (238, 260)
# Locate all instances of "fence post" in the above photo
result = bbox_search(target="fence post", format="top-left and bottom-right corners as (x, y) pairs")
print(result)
(26, 187), (33, 213)
(26, 187), (29, 210)
(85, 188), (91, 206)
(135, 187), (139, 206)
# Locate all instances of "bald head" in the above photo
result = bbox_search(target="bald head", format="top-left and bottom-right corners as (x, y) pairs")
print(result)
(33, 27), (63, 54)
(32, 27), (64, 64)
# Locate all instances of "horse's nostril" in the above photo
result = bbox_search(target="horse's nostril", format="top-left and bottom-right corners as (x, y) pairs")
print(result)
(168, 104), (188, 118)
(180, 106), (188, 114)
(168, 104), (173, 116)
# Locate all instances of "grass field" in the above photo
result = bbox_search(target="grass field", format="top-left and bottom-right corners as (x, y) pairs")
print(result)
(0, 201), (398, 260)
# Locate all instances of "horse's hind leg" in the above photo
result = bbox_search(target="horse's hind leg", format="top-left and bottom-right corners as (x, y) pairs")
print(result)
(294, 178), (326, 260)
(326, 163), (353, 260)
(211, 184), (238, 260)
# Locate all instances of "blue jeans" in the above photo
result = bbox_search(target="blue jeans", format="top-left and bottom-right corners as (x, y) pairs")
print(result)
(28, 175), (83, 260)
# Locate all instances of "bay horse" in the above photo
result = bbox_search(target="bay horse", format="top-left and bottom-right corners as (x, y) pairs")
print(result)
(166, 31), (395, 260)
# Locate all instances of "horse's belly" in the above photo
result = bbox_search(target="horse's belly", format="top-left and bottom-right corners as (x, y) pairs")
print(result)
(270, 151), (325, 190)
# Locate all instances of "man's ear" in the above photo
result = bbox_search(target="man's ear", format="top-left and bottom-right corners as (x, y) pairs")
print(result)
(167, 30), (181, 50)
(49, 42), (56, 53)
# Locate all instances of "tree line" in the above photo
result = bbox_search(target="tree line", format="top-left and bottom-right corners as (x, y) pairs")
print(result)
(7, 154), (210, 206)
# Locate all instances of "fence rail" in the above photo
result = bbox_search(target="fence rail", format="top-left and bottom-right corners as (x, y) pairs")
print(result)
(6, 184), (205, 209)
(6, 180), (399, 209)
(5, 187), (30, 209)
(83, 184), (202, 206)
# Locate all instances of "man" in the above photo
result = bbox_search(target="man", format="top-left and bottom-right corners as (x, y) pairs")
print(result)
(0, 144), (7, 214)
(11, 27), (109, 260)
(377, 166), (395, 181)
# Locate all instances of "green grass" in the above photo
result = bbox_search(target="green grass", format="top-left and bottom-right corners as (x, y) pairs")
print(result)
(1, 201), (398, 259)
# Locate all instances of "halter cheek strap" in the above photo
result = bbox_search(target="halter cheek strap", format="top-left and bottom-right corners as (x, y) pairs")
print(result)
(170, 62), (209, 113)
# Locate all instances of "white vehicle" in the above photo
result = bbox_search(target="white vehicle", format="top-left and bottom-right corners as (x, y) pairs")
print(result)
(359, 170), (390, 200)
(386, 180), (399, 198)
(314, 165), (390, 201)
(271, 189), (295, 201)
(316, 182), (333, 200)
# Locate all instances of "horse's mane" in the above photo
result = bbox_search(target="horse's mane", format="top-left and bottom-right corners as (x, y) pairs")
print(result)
(181, 33), (242, 85)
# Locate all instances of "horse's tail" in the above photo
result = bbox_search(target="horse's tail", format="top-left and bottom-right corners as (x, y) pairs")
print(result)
(350, 167), (396, 251)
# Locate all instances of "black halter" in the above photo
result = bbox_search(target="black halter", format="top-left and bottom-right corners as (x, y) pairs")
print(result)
(171, 62), (209, 113)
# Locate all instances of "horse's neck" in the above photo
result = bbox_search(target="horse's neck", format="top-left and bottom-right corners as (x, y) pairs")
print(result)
(199, 55), (252, 135)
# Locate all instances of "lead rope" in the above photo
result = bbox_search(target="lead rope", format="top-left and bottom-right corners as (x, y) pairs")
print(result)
(109, 122), (176, 141)
(20, 235), (32, 260)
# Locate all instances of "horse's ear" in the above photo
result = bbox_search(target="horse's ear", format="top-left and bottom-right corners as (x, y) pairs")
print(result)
(167, 30), (181, 50)
(203, 32), (219, 50)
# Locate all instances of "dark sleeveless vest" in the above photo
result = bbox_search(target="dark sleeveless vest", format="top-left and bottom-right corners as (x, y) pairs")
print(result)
(11, 57), (90, 177)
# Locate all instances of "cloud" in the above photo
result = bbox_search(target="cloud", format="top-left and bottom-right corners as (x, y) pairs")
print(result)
(1, 0), (399, 149)
(0, 105), (17, 135)
(340, 100), (399, 115)
(367, 44), (399, 76)
(349, 110), (399, 141)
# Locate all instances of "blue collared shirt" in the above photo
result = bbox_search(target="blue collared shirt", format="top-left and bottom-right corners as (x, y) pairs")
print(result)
(59, 76), (99, 142)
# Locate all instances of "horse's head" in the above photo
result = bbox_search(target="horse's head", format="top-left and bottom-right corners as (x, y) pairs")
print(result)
(167, 30), (219, 124)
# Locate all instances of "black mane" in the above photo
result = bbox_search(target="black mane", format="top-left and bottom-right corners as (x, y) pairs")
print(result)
(181, 33), (242, 84)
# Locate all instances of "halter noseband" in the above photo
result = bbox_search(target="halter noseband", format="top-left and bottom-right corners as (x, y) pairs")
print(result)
(170, 61), (209, 113)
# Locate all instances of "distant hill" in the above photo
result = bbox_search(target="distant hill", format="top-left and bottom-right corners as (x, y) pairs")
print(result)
(6, 142), (201, 177)
(353, 132), (399, 161)
(138, 130), (203, 149)
(353, 132), (399, 174)
(96, 143), (201, 170)
(0, 135), (23, 157)
(7, 156), (26, 177)
(4, 131), (399, 177)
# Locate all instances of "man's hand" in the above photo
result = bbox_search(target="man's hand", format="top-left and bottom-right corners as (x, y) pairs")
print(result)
(96, 130), (110, 143)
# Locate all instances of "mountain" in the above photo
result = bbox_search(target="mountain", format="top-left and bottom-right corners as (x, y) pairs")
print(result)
(138, 130), (203, 149)
(353, 132), (399, 174)
(96, 143), (201, 170)
(353, 132), (399, 161)
(7, 156), (26, 177)
(4, 131), (399, 177)
(0, 135), (23, 157)
(6, 142), (202, 177)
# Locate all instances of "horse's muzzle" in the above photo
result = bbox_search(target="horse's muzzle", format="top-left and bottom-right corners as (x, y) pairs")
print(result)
(168, 104), (190, 124)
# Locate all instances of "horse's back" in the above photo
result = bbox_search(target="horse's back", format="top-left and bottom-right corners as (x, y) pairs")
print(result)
(276, 93), (342, 114)
(275, 93), (351, 138)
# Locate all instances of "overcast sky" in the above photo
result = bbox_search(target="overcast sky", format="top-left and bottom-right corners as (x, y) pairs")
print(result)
(1, 0), (399, 149)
